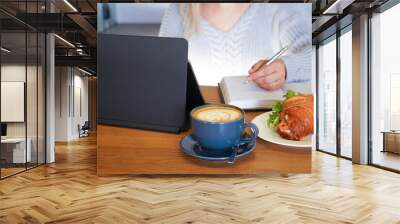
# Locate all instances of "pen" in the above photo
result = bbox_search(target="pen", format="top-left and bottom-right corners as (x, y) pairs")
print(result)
(245, 45), (290, 83)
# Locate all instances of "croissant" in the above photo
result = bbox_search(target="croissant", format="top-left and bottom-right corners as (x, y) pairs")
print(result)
(277, 94), (314, 141)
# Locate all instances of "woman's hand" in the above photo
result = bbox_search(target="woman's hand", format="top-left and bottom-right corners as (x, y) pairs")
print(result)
(248, 59), (286, 91)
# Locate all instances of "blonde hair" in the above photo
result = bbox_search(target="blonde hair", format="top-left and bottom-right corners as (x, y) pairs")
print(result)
(179, 3), (200, 38)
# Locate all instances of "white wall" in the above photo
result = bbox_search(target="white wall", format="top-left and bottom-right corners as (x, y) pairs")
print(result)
(55, 67), (70, 141)
(71, 74), (89, 138)
(1, 82), (25, 122)
(54, 67), (89, 141)
(1, 64), (26, 81)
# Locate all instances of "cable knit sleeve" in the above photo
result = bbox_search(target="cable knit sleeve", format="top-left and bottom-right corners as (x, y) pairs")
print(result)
(276, 5), (312, 83)
(158, 3), (184, 37)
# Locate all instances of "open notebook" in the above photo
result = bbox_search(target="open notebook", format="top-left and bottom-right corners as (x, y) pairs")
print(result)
(219, 76), (311, 110)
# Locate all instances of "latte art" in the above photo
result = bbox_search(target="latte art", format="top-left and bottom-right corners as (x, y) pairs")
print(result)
(193, 106), (242, 123)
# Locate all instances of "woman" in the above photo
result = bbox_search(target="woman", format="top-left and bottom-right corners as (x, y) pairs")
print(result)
(159, 3), (311, 90)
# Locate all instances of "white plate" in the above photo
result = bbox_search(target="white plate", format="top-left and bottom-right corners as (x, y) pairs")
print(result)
(251, 111), (312, 147)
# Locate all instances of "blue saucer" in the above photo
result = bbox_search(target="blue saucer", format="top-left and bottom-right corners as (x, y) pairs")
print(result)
(180, 135), (256, 162)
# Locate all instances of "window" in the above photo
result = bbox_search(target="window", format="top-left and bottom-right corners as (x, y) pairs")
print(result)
(316, 26), (353, 159)
(370, 2), (400, 171)
(0, 1), (46, 179)
(339, 29), (352, 158)
(317, 36), (337, 154)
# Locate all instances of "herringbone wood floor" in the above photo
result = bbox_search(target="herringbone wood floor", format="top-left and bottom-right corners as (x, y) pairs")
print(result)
(1, 136), (400, 224)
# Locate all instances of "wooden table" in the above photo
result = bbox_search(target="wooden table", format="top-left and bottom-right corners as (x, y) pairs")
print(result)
(381, 131), (400, 154)
(97, 86), (311, 176)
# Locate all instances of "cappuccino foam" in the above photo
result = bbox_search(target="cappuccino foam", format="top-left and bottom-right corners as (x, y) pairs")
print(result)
(193, 106), (242, 123)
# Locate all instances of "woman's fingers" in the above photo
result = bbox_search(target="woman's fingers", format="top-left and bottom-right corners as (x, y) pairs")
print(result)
(248, 59), (267, 74)
(248, 64), (276, 80)
(253, 72), (280, 90)
(256, 76), (285, 90)
(269, 77), (285, 90)
(254, 71), (280, 84)
(249, 59), (287, 90)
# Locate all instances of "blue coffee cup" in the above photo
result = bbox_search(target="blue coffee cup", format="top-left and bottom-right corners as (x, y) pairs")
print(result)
(190, 104), (259, 151)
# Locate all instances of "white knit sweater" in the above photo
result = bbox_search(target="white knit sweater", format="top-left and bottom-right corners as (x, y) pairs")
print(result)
(159, 3), (312, 86)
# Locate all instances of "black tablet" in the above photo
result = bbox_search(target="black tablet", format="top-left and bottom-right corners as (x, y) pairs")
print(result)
(98, 34), (204, 133)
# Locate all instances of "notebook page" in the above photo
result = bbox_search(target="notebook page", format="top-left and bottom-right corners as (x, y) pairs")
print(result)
(223, 76), (283, 101)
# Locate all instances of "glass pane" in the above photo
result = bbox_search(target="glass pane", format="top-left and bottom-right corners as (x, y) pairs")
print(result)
(1, 30), (27, 177)
(340, 30), (352, 158)
(0, 1), (46, 178)
(26, 0), (38, 169)
(318, 37), (337, 154)
(27, 31), (38, 169)
(38, 33), (45, 165)
(371, 4), (400, 171)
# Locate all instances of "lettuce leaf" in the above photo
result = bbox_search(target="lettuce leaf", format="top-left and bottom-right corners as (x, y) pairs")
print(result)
(267, 89), (297, 127)
(284, 89), (296, 100)
(267, 101), (282, 127)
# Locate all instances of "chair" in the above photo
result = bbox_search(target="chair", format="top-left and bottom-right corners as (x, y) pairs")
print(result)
(79, 121), (90, 138)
